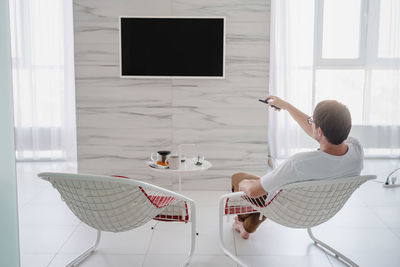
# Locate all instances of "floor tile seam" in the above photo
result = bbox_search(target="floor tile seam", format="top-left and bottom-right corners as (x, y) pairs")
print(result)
(19, 222), (81, 227)
(142, 252), (230, 256)
(366, 203), (400, 208)
(366, 205), (398, 231)
(19, 224), (79, 230)
(317, 225), (392, 229)
(320, 251), (337, 267)
(325, 256), (337, 267)
(234, 252), (332, 257)
(20, 253), (56, 255)
(47, 222), (82, 267)
(142, 224), (157, 267)
(386, 226), (400, 241)
(258, 224), (388, 228)
(18, 186), (49, 209)
(340, 204), (367, 207)
(55, 252), (149, 255)
(193, 251), (233, 256)
(389, 227), (400, 238)
(18, 192), (45, 208)
(21, 201), (70, 207)
(232, 228), (238, 257)
(143, 252), (230, 256)
(219, 214), (237, 257)
(324, 251), (400, 266)
(313, 225), (394, 230)
(238, 254), (335, 258)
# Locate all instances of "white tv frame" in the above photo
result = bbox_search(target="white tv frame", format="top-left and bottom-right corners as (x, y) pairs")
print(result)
(119, 16), (226, 79)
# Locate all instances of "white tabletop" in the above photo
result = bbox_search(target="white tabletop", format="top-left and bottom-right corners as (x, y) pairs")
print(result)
(146, 159), (212, 173)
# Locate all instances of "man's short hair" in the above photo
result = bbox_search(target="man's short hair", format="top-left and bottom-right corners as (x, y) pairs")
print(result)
(313, 100), (352, 145)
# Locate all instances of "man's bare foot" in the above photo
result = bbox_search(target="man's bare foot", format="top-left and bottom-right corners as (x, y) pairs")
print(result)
(232, 217), (250, 239)
(233, 217), (241, 233)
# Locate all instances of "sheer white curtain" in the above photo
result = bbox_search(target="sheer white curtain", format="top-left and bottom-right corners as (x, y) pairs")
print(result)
(9, 0), (76, 162)
(269, 0), (316, 158)
(269, 0), (400, 159)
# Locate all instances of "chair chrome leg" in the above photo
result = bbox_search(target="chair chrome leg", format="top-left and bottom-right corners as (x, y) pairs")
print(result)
(67, 230), (101, 267)
(181, 201), (196, 267)
(307, 228), (359, 267)
(218, 195), (248, 267)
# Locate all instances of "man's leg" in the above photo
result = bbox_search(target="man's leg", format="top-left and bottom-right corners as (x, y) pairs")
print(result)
(232, 172), (261, 191)
(242, 213), (266, 233)
(231, 172), (260, 222)
(231, 172), (266, 238)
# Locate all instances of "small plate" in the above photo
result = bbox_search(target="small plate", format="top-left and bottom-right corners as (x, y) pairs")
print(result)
(146, 161), (169, 169)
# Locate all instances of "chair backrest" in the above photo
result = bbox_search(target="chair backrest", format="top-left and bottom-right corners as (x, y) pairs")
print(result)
(38, 172), (186, 232)
(257, 175), (376, 228)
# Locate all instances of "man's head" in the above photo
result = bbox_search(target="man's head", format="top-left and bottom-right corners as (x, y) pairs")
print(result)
(311, 100), (352, 145)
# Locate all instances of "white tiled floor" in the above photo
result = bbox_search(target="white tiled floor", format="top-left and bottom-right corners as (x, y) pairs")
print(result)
(17, 159), (400, 267)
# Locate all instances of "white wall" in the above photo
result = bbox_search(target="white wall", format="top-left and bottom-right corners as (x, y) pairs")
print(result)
(0, 0), (20, 265)
(74, 0), (271, 189)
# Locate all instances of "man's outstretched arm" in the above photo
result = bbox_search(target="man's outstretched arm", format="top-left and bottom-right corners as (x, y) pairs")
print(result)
(239, 179), (267, 198)
(265, 95), (314, 139)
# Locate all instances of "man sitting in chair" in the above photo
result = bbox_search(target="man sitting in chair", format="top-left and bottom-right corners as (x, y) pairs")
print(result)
(232, 96), (364, 239)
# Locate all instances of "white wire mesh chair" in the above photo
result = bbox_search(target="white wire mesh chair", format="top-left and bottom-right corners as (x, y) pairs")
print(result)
(219, 175), (376, 267)
(38, 172), (197, 267)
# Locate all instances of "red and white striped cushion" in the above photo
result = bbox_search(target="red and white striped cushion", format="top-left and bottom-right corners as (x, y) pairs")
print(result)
(113, 175), (189, 222)
(224, 191), (282, 215)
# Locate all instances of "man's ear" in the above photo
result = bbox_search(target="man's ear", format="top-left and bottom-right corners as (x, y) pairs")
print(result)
(318, 127), (324, 137)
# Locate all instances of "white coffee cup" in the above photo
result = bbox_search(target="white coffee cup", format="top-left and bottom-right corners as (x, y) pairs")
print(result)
(167, 155), (181, 170)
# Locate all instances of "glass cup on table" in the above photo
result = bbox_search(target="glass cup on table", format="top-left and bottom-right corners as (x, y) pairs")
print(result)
(179, 151), (187, 164)
(167, 154), (181, 170)
(178, 144), (196, 164)
(151, 150), (171, 166)
(192, 155), (205, 166)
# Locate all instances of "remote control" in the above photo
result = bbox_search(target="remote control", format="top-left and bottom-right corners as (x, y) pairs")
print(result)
(258, 98), (281, 110)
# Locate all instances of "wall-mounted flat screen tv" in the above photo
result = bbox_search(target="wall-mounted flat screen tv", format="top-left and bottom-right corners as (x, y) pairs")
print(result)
(120, 16), (225, 78)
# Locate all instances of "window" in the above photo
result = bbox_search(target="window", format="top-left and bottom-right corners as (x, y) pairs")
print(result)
(269, 0), (400, 158)
(313, 0), (400, 126)
(9, 0), (76, 161)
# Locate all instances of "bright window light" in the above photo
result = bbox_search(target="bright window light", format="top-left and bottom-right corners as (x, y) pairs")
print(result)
(378, 0), (400, 58)
(316, 0), (400, 126)
(315, 69), (364, 124)
(369, 70), (400, 125)
(322, 0), (361, 58)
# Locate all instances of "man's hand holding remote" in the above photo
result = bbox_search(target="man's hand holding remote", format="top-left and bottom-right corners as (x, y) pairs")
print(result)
(265, 96), (289, 111)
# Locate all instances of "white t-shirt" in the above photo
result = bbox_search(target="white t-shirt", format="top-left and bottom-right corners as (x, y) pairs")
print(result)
(261, 137), (364, 196)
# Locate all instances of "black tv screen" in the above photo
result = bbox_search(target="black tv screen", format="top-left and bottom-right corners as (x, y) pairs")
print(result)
(120, 17), (225, 78)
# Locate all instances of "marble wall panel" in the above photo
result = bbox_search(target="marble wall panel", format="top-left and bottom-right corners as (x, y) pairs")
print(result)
(74, 0), (271, 190)
(173, 131), (269, 151)
(78, 127), (172, 149)
(173, 86), (269, 109)
(76, 108), (172, 129)
(172, 107), (267, 129)
(74, 0), (172, 22)
(172, 0), (270, 22)
(74, 66), (120, 78)
(226, 22), (269, 45)
(74, 43), (119, 66)
(75, 75), (172, 90)
(77, 86), (172, 108)
(74, 20), (118, 44)
(172, 74), (268, 90)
